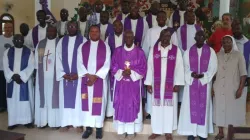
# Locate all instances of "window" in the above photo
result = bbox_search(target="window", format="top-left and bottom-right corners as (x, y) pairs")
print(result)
(0, 13), (14, 35)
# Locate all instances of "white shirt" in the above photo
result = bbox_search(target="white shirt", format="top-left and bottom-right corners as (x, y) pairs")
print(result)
(0, 35), (13, 70)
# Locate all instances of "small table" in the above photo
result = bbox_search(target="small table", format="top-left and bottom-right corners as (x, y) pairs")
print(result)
(0, 130), (25, 140)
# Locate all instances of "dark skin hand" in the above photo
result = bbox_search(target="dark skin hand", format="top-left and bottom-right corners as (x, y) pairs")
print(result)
(85, 74), (98, 86)
(12, 74), (23, 84)
(70, 73), (78, 81)
(63, 74), (71, 81)
(235, 75), (247, 99)
(191, 72), (204, 79)
(147, 85), (180, 94)
(122, 69), (131, 77)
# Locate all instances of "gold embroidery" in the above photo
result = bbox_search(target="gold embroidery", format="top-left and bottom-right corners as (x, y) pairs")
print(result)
(81, 93), (88, 99)
(93, 97), (102, 103)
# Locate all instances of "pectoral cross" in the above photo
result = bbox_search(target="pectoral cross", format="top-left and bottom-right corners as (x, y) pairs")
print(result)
(44, 50), (52, 71)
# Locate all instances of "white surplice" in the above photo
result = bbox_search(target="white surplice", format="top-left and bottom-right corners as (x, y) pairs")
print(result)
(177, 47), (217, 138)
(56, 36), (87, 127)
(112, 44), (144, 135)
(144, 14), (158, 28)
(79, 21), (87, 36)
(168, 10), (186, 28)
(26, 25), (47, 51)
(122, 18), (149, 46)
(100, 24), (108, 41)
(3, 47), (34, 126)
(144, 43), (185, 134)
(234, 36), (250, 77)
(105, 34), (123, 117)
(34, 39), (60, 127)
(142, 25), (178, 115)
(77, 40), (111, 128)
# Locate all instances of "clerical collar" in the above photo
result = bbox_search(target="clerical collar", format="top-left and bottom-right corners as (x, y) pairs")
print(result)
(124, 44), (134, 51)
(91, 40), (99, 44)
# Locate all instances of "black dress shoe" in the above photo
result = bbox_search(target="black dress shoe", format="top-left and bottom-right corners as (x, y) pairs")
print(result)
(24, 123), (34, 129)
(96, 128), (103, 139)
(82, 127), (92, 139)
(146, 114), (151, 119)
(199, 136), (207, 140)
(8, 125), (18, 130)
(188, 135), (195, 140)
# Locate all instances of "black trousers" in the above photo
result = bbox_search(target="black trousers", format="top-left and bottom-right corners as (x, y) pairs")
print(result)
(0, 71), (7, 109)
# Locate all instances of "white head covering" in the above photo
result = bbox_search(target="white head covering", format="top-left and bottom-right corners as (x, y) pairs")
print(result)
(220, 35), (239, 52)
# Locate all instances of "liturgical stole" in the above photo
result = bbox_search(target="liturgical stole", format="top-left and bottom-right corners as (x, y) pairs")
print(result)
(146, 13), (153, 28)
(124, 17), (144, 47)
(32, 25), (39, 48)
(189, 44), (210, 125)
(153, 44), (177, 106)
(62, 35), (83, 109)
(37, 38), (60, 109)
(244, 41), (250, 71)
(81, 40), (106, 116)
(181, 24), (201, 51)
(7, 47), (31, 101)
(98, 23), (114, 40)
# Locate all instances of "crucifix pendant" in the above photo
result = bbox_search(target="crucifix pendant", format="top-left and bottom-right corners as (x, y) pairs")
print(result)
(44, 50), (52, 71)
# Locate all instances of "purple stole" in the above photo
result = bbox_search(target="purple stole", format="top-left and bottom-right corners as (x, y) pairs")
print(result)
(181, 24), (201, 51)
(116, 13), (123, 21)
(244, 41), (250, 71)
(189, 44), (210, 125)
(62, 35), (83, 108)
(32, 25), (39, 48)
(124, 17), (144, 47)
(38, 38), (60, 109)
(7, 47), (31, 101)
(153, 44), (177, 106)
(172, 10), (180, 28)
(81, 40), (107, 116)
(108, 34), (124, 101)
(146, 13), (153, 28)
(99, 23), (114, 40)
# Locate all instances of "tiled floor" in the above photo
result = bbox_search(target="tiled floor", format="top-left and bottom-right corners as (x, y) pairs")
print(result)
(0, 101), (249, 140)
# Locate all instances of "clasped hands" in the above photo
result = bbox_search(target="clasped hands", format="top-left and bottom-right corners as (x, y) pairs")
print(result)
(11, 74), (23, 84)
(147, 85), (180, 94)
(191, 72), (204, 79)
(85, 74), (98, 86)
(63, 73), (78, 81)
(122, 68), (131, 77)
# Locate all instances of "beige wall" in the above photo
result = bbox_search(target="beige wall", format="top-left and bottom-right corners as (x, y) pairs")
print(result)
(0, 0), (35, 34)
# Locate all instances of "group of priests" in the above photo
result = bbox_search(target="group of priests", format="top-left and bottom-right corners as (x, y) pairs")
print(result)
(1, 0), (250, 140)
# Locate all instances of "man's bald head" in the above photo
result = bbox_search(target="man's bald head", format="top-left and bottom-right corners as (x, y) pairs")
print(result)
(124, 30), (134, 47)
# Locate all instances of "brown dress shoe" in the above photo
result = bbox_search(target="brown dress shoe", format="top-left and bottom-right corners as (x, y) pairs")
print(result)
(148, 134), (160, 139)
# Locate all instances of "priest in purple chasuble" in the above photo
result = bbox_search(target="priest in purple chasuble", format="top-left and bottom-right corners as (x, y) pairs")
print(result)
(177, 31), (217, 140)
(115, 0), (129, 21)
(105, 20), (124, 117)
(111, 30), (147, 139)
(168, 0), (188, 29)
(26, 10), (48, 51)
(142, 11), (178, 119)
(122, 3), (149, 47)
(56, 21), (87, 131)
(77, 25), (111, 139)
(144, 28), (184, 140)
(34, 25), (60, 128)
(145, 1), (160, 28)
(99, 11), (114, 41)
(3, 34), (35, 130)
(232, 22), (250, 80)
(213, 35), (247, 140)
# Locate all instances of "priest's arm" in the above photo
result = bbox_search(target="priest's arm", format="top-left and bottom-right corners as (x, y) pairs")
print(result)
(130, 49), (147, 82)
(19, 51), (35, 83)
(55, 39), (66, 81)
(3, 49), (15, 83)
(173, 47), (185, 86)
(77, 43), (89, 78)
(111, 49), (123, 81)
(183, 48), (194, 85)
(199, 48), (218, 85)
(144, 47), (154, 86)
(95, 43), (111, 79)
(142, 29), (152, 59)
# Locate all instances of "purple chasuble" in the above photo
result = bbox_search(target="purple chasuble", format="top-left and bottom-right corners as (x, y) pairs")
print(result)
(38, 38), (60, 109)
(244, 41), (250, 71)
(153, 44), (177, 106)
(189, 44), (210, 125)
(62, 35), (83, 108)
(181, 24), (202, 51)
(81, 40), (106, 116)
(124, 17), (144, 47)
(7, 47), (31, 101)
(172, 10), (180, 28)
(146, 13), (153, 28)
(111, 46), (147, 122)
(116, 13), (123, 21)
(32, 25), (39, 48)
